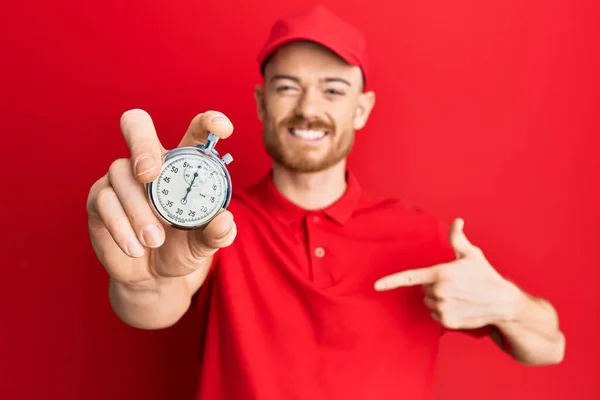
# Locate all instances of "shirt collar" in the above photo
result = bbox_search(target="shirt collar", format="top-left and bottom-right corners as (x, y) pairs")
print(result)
(251, 169), (362, 226)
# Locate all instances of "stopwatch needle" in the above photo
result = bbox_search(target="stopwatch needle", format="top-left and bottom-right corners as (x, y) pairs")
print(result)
(182, 171), (199, 204)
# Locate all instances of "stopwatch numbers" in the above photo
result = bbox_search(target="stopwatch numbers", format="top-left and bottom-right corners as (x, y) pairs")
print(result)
(154, 154), (226, 227)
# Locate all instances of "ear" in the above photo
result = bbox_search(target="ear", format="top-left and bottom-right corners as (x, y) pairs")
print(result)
(353, 90), (376, 131)
(254, 84), (265, 123)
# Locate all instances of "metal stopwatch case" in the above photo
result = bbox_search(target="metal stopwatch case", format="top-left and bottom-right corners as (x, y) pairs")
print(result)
(146, 133), (233, 230)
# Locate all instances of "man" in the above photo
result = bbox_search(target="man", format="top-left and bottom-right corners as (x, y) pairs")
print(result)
(86, 5), (565, 399)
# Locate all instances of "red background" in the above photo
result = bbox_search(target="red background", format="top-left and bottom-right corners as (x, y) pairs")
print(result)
(1, 0), (597, 399)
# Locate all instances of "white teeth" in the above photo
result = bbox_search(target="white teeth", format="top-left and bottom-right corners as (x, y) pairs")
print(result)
(291, 129), (326, 140)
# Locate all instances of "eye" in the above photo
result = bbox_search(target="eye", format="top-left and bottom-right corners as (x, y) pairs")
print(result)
(325, 88), (344, 96)
(276, 85), (298, 92)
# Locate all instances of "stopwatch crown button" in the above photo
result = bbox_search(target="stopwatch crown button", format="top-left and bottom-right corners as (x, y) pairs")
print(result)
(221, 153), (233, 165)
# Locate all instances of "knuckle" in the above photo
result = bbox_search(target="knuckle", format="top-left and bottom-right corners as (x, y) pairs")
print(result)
(105, 212), (129, 233)
(438, 266), (456, 281)
(128, 210), (142, 224)
(441, 314), (459, 329)
(129, 212), (156, 233)
(95, 186), (116, 212)
(189, 112), (205, 126)
(424, 296), (437, 310)
(129, 143), (158, 162)
(87, 175), (108, 213)
(436, 299), (450, 315)
(433, 283), (451, 298)
(131, 201), (155, 225)
(108, 158), (130, 177)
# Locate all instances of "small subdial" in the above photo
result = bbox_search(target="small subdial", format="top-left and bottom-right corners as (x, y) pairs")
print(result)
(184, 161), (211, 188)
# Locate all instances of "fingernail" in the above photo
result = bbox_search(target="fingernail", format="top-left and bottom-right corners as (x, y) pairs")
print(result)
(374, 280), (387, 291)
(126, 238), (144, 257)
(134, 155), (157, 176)
(211, 115), (228, 125)
(141, 224), (163, 247)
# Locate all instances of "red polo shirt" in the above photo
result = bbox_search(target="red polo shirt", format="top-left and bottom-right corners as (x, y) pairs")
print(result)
(192, 170), (488, 400)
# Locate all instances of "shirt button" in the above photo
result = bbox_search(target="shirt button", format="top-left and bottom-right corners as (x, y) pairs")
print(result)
(314, 247), (325, 258)
(313, 216), (320, 223)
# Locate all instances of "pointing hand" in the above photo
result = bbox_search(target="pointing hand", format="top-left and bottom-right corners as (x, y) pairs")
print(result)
(374, 218), (519, 330)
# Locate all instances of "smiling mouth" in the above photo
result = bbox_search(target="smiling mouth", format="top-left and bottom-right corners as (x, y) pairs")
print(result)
(288, 128), (328, 140)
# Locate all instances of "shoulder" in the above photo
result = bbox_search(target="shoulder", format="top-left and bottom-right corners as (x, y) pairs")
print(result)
(353, 191), (448, 240)
(221, 177), (274, 227)
(350, 191), (456, 273)
(226, 180), (264, 216)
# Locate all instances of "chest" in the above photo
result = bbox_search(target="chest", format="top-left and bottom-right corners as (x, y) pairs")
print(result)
(216, 211), (447, 338)
(230, 210), (446, 289)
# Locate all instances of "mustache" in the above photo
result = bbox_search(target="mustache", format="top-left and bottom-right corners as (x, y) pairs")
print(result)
(280, 115), (335, 132)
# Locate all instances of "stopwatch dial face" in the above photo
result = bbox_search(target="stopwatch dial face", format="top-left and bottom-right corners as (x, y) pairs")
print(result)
(151, 153), (227, 228)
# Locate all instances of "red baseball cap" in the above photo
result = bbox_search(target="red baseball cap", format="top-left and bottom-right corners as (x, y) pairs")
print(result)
(257, 5), (369, 87)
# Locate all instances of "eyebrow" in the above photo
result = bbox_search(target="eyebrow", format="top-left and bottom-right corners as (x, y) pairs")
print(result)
(270, 74), (352, 87)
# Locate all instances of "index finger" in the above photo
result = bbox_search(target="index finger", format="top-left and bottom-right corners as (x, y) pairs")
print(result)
(374, 265), (441, 291)
(178, 110), (234, 147)
(120, 109), (166, 183)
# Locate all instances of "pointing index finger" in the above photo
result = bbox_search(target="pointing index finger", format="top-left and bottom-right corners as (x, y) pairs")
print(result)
(120, 109), (165, 183)
(374, 265), (441, 291)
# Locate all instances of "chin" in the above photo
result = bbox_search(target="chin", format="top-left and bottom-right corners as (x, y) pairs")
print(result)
(275, 152), (347, 173)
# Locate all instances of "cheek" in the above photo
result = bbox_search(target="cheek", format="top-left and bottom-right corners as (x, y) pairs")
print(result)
(330, 110), (355, 132)
(329, 100), (357, 123)
(264, 97), (295, 122)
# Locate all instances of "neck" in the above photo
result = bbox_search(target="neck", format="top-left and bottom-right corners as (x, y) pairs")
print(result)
(271, 160), (348, 210)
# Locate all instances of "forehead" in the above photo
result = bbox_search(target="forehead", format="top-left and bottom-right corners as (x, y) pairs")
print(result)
(263, 41), (362, 83)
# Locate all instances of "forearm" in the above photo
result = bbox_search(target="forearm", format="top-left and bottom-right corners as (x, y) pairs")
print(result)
(108, 276), (193, 330)
(494, 287), (565, 366)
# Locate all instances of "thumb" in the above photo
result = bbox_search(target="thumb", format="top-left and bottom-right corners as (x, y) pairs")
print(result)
(197, 210), (237, 250)
(449, 218), (479, 258)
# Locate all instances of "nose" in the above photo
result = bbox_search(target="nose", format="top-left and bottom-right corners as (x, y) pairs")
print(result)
(294, 86), (321, 120)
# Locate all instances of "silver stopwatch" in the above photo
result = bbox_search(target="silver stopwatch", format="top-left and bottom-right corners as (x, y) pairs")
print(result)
(146, 133), (233, 230)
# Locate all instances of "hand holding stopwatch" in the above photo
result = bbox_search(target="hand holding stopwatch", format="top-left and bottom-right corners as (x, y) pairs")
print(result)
(146, 133), (234, 230)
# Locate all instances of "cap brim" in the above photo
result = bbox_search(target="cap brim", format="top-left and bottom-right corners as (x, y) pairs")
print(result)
(258, 35), (357, 74)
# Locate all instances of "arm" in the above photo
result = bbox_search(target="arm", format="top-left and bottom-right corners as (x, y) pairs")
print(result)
(87, 109), (235, 330)
(489, 286), (565, 366)
(374, 217), (565, 367)
(108, 264), (210, 330)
